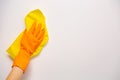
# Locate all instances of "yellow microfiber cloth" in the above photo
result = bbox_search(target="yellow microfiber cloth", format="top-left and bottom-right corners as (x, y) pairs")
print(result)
(7, 9), (49, 59)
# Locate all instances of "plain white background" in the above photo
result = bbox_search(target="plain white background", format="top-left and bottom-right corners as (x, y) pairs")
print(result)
(0, 0), (120, 80)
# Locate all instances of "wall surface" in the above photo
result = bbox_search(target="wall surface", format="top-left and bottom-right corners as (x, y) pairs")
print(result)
(0, 0), (120, 80)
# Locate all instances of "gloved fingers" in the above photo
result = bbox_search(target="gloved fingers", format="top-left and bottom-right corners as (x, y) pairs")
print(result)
(34, 23), (42, 37)
(38, 32), (44, 45)
(37, 29), (45, 40)
(29, 22), (36, 34)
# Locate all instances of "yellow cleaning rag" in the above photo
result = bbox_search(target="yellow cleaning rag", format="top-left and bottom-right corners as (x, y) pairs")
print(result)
(7, 9), (49, 59)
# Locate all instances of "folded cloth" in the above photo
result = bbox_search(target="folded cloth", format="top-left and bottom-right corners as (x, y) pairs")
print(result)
(7, 9), (49, 59)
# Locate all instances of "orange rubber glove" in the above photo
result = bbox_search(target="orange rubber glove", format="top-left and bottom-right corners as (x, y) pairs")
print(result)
(12, 22), (45, 72)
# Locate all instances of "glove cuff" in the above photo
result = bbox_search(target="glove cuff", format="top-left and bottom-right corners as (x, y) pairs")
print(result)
(12, 49), (30, 72)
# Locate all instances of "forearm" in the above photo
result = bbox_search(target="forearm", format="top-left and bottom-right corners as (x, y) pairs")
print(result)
(6, 49), (30, 80)
(6, 66), (23, 80)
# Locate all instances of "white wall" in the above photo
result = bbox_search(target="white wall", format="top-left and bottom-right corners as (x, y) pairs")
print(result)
(0, 0), (120, 80)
